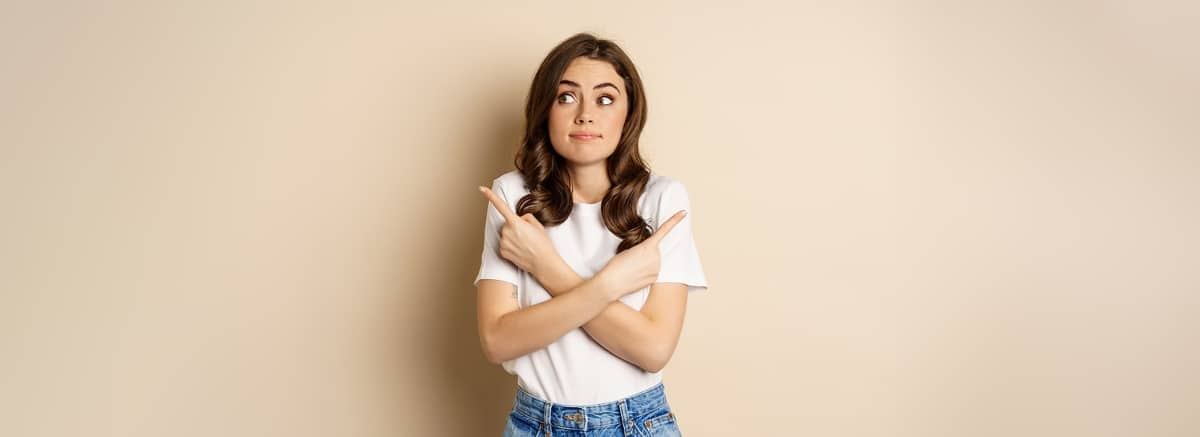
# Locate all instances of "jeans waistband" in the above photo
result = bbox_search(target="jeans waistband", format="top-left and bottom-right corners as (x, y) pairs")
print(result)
(511, 383), (668, 432)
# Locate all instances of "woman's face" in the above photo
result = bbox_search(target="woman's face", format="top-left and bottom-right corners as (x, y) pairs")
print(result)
(548, 57), (628, 167)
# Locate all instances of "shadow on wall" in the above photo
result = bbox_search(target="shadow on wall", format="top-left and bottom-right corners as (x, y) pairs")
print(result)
(418, 57), (527, 435)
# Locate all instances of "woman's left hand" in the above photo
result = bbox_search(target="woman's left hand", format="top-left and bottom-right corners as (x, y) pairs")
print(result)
(479, 186), (563, 277)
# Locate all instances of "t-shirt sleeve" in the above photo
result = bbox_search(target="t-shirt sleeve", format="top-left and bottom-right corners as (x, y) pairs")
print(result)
(653, 180), (709, 293)
(473, 178), (521, 289)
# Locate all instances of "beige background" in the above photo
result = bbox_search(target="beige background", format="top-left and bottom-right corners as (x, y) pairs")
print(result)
(2, 1), (1198, 436)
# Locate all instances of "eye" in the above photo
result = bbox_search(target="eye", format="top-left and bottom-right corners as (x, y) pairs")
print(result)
(598, 95), (615, 106)
(557, 93), (576, 104)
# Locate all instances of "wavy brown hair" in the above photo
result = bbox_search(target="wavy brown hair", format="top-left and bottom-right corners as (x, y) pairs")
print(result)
(513, 33), (652, 253)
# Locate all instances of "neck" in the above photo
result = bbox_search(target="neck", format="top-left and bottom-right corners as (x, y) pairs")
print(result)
(568, 162), (611, 204)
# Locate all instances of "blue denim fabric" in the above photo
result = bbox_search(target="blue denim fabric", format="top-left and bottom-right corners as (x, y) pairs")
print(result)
(503, 383), (683, 437)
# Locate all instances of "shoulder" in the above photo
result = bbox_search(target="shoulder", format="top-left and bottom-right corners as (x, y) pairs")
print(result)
(643, 173), (690, 201)
(639, 173), (693, 216)
(492, 169), (524, 189)
(490, 170), (529, 201)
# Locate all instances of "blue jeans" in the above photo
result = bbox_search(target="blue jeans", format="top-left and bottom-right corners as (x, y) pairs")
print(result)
(503, 383), (683, 437)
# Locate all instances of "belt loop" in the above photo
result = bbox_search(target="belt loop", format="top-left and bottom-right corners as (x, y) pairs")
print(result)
(581, 406), (589, 432)
(619, 398), (632, 436)
(543, 401), (553, 436)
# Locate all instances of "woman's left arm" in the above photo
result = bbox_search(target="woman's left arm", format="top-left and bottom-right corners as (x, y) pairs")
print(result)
(535, 259), (686, 373)
(478, 186), (688, 372)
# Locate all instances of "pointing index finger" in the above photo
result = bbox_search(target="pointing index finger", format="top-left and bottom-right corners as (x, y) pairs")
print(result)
(479, 186), (519, 222)
(649, 210), (687, 243)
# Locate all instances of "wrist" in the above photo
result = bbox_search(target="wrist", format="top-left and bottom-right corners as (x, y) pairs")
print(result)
(592, 269), (620, 301)
(532, 254), (569, 293)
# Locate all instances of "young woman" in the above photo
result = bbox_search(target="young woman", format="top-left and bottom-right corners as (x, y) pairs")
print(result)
(474, 33), (707, 437)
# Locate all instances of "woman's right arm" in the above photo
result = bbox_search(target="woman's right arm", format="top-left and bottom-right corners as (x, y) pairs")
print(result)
(474, 182), (688, 366)
(476, 276), (619, 364)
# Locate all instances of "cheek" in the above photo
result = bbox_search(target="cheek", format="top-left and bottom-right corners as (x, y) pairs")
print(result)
(547, 107), (571, 134)
(606, 112), (626, 130)
(604, 108), (627, 135)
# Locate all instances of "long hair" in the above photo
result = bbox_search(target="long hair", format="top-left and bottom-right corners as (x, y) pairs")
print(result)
(514, 33), (652, 253)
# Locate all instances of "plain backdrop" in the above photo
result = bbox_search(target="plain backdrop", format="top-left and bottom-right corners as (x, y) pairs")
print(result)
(2, 1), (1197, 436)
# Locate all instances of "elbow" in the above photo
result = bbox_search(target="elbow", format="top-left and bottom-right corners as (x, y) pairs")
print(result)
(484, 350), (506, 366)
(640, 356), (669, 373)
(481, 334), (510, 365)
(637, 344), (675, 373)
(481, 338), (500, 365)
(479, 324), (508, 365)
(481, 341), (506, 365)
(641, 361), (666, 373)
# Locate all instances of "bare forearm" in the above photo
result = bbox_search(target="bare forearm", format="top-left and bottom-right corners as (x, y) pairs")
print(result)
(484, 278), (613, 363)
(534, 260), (666, 371)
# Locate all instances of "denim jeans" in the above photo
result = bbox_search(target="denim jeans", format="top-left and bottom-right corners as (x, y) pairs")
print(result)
(503, 383), (683, 437)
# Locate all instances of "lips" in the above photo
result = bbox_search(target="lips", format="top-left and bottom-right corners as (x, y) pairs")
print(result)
(569, 132), (602, 141)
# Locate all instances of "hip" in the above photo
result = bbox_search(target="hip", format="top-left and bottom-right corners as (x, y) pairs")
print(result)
(503, 382), (683, 437)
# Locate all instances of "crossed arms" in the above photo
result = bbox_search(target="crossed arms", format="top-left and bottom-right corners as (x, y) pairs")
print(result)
(475, 186), (689, 373)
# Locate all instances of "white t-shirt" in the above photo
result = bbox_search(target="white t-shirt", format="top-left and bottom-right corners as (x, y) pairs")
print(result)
(473, 169), (708, 405)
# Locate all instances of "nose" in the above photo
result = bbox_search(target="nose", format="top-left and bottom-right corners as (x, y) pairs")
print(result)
(574, 110), (593, 125)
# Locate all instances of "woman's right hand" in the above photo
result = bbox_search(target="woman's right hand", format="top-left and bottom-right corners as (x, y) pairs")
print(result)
(597, 210), (688, 299)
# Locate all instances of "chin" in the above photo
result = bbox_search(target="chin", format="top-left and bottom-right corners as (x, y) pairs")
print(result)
(554, 145), (614, 164)
(559, 151), (612, 166)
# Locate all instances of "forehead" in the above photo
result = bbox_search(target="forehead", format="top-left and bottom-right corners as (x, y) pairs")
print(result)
(560, 57), (623, 88)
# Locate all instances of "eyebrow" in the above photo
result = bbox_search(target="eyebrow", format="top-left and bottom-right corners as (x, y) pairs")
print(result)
(559, 80), (621, 95)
